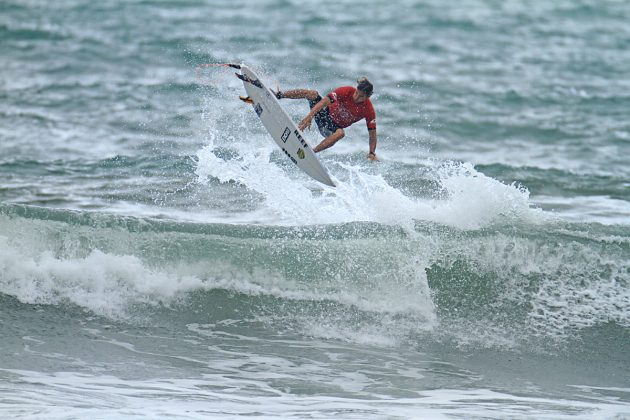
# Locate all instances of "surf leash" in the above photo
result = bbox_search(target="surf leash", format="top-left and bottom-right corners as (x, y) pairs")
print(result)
(194, 62), (242, 85)
(195, 63), (240, 71)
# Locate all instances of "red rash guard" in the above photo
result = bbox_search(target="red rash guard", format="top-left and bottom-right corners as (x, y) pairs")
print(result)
(327, 86), (376, 131)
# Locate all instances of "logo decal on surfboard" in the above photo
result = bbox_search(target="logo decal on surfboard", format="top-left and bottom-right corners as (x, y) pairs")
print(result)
(293, 129), (308, 148)
(254, 103), (263, 116)
(281, 127), (290, 143)
(282, 148), (297, 164)
(297, 148), (305, 159)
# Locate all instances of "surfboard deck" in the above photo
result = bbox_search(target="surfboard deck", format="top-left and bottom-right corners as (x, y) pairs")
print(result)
(236, 64), (335, 187)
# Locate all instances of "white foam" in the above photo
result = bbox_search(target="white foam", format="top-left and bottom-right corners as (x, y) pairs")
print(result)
(529, 254), (630, 338)
(428, 228), (630, 344)
(2, 369), (628, 419)
(0, 236), (198, 318)
(0, 234), (434, 326)
(421, 161), (545, 229)
(196, 134), (543, 230)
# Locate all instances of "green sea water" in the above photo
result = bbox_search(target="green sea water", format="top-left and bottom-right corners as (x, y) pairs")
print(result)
(1, 1), (629, 418)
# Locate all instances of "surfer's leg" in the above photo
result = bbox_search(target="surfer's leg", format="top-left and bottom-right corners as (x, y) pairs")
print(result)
(276, 90), (339, 141)
(313, 128), (345, 153)
(278, 90), (336, 138)
(240, 88), (317, 105)
(278, 89), (319, 101)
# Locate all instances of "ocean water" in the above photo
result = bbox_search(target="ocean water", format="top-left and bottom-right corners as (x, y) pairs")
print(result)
(1, 0), (629, 418)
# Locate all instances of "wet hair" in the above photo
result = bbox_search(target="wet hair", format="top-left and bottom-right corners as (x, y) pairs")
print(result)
(356, 77), (373, 96)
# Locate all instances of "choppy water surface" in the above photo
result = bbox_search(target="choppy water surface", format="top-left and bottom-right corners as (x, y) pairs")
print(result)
(1, 1), (629, 418)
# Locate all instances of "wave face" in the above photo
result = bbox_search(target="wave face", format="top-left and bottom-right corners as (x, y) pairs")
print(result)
(2, 203), (628, 353)
(2, 0), (630, 417)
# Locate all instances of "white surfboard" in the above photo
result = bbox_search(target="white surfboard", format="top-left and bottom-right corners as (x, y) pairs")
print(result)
(236, 64), (335, 187)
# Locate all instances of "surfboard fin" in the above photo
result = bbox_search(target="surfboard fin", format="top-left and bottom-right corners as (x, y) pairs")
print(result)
(235, 73), (263, 89)
(239, 95), (254, 104)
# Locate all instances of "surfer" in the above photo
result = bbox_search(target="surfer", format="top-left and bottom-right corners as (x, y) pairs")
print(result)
(275, 78), (378, 160)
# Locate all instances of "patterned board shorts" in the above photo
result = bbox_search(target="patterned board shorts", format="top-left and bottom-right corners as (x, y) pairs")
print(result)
(308, 94), (340, 138)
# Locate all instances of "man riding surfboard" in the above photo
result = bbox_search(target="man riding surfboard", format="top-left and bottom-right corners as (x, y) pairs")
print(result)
(242, 77), (379, 160)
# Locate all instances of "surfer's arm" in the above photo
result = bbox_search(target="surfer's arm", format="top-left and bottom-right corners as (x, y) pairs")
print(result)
(367, 129), (378, 161)
(298, 96), (331, 131)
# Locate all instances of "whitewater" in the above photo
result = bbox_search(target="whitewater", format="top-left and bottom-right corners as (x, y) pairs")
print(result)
(1, 0), (629, 418)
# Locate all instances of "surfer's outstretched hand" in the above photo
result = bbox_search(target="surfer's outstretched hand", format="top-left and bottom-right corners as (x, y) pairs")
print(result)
(298, 116), (312, 131)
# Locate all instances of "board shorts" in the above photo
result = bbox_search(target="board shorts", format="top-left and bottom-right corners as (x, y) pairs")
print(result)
(309, 94), (339, 138)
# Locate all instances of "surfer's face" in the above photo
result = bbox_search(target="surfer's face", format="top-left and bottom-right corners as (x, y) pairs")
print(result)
(353, 89), (369, 103)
